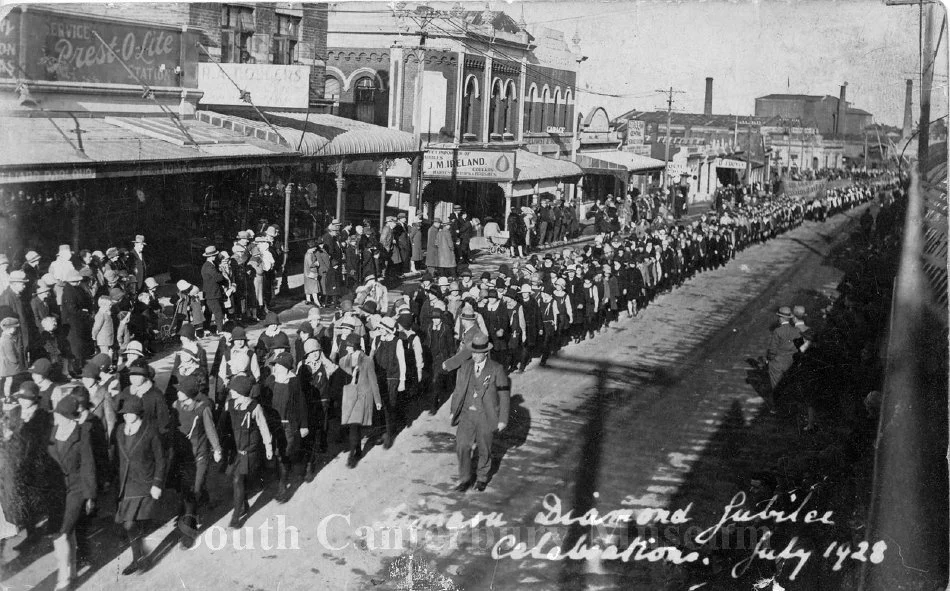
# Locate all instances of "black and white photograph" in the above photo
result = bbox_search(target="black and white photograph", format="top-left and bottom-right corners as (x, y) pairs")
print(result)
(0, 0), (947, 589)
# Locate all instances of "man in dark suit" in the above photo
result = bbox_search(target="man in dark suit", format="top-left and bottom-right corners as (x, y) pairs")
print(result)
(129, 235), (146, 292)
(200, 246), (226, 335)
(445, 333), (509, 492)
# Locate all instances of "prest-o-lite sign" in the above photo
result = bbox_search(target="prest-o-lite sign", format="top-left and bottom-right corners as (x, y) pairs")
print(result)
(0, 8), (198, 87)
(423, 149), (516, 181)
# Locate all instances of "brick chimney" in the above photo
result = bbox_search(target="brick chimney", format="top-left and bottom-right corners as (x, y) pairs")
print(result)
(704, 77), (713, 116)
(903, 79), (914, 138)
(836, 82), (848, 135)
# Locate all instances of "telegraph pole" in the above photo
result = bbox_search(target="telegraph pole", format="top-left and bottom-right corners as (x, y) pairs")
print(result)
(656, 86), (685, 193)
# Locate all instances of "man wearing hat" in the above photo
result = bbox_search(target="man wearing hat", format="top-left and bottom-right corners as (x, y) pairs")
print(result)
(425, 218), (442, 275)
(21, 250), (41, 293)
(0, 269), (36, 363)
(765, 306), (800, 410)
(394, 212), (412, 275)
(201, 246), (227, 335)
(370, 316), (406, 449)
(447, 333), (509, 492)
(129, 235), (147, 292)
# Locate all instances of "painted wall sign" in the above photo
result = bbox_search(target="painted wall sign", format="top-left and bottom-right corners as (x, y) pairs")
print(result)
(198, 63), (311, 108)
(625, 119), (645, 145)
(1, 8), (198, 87)
(423, 149), (516, 181)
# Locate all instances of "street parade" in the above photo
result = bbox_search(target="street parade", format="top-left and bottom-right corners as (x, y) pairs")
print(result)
(0, 1), (945, 590)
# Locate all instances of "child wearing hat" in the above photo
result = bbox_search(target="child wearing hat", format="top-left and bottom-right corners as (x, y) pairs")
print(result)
(0, 317), (24, 401)
(170, 375), (222, 547)
(423, 303), (457, 414)
(113, 394), (164, 575)
(338, 333), (382, 467)
(48, 393), (97, 589)
(369, 316), (406, 449)
(91, 295), (115, 358)
(220, 375), (273, 528)
(298, 338), (339, 479)
(263, 352), (309, 502)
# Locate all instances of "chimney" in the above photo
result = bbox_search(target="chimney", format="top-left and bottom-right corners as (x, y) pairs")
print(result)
(836, 82), (848, 136)
(903, 79), (914, 138)
(704, 77), (713, 116)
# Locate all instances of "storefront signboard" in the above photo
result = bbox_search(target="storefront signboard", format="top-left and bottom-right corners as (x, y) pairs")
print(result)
(715, 158), (746, 170)
(423, 149), (516, 181)
(198, 63), (311, 109)
(625, 119), (645, 145)
(2, 8), (198, 87)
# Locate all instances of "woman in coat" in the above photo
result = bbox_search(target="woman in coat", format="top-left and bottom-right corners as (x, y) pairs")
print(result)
(338, 333), (381, 468)
(303, 240), (321, 307)
(506, 209), (527, 258)
(114, 394), (165, 576)
(425, 220), (441, 274)
(0, 381), (56, 550)
(408, 220), (424, 272)
(48, 393), (97, 590)
(436, 224), (457, 276)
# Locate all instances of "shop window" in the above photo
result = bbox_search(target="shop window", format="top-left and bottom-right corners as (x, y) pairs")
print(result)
(221, 5), (255, 64)
(354, 76), (376, 124)
(272, 14), (300, 65)
(505, 81), (517, 134)
(563, 90), (572, 128)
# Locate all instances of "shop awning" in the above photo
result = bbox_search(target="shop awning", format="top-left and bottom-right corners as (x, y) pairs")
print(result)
(514, 149), (583, 182)
(581, 150), (667, 173)
(574, 153), (629, 175)
(344, 158), (414, 178)
(0, 115), (297, 184)
(196, 111), (421, 158)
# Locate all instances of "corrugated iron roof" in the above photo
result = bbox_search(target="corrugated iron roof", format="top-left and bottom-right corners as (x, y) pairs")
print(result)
(196, 111), (420, 158)
(582, 151), (666, 173)
(515, 149), (583, 182)
(0, 115), (290, 168)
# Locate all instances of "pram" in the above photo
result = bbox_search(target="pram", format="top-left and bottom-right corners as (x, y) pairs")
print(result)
(486, 231), (510, 254)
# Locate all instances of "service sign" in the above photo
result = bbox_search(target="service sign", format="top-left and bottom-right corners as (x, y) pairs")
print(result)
(423, 149), (516, 181)
(2, 8), (198, 87)
(198, 63), (311, 109)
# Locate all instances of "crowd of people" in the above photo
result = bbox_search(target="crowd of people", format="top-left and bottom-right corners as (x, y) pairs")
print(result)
(0, 173), (893, 589)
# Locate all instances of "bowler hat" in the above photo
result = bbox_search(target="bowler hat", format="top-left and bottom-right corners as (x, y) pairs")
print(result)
(16, 381), (39, 401)
(470, 333), (492, 352)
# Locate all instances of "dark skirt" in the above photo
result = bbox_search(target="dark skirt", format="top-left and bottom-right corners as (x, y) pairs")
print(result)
(115, 495), (157, 523)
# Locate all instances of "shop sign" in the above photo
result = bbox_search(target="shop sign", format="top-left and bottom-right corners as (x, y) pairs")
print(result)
(0, 166), (97, 184)
(423, 149), (515, 181)
(625, 119), (645, 145)
(666, 162), (687, 177)
(2, 8), (198, 87)
(715, 158), (746, 170)
(623, 144), (652, 157)
(546, 126), (567, 134)
(198, 63), (311, 109)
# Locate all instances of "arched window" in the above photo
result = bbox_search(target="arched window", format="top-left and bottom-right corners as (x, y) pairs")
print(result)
(563, 89), (573, 128)
(324, 76), (341, 101)
(461, 76), (479, 138)
(525, 86), (536, 133)
(354, 76), (376, 123)
(489, 79), (504, 137)
(540, 87), (550, 132)
(553, 88), (562, 130)
(504, 80), (517, 134)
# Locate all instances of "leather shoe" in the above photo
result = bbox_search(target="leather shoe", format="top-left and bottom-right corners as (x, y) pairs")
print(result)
(474, 481), (488, 492)
(453, 480), (472, 493)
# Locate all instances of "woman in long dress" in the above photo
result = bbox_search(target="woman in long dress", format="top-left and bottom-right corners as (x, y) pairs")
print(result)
(303, 240), (321, 307)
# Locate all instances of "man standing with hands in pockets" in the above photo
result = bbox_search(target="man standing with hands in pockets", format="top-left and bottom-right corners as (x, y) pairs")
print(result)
(445, 333), (510, 492)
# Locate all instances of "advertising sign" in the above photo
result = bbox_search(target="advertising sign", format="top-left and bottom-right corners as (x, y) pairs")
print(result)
(198, 63), (311, 109)
(423, 149), (515, 181)
(626, 119), (645, 145)
(2, 8), (198, 87)
(716, 158), (746, 170)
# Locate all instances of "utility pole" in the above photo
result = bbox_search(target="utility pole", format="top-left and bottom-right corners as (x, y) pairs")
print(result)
(656, 86), (685, 193)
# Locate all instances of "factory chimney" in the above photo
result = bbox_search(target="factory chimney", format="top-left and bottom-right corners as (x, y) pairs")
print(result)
(704, 77), (713, 116)
(836, 82), (848, 136)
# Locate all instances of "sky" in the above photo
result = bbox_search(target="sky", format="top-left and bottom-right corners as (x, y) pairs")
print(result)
(501, 0), (949, 127)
